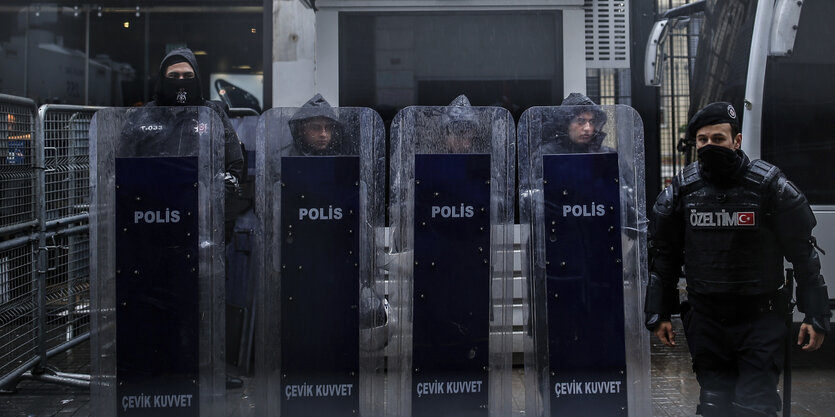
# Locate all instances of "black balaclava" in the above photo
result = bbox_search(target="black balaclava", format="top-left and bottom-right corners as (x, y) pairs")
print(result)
(698, 145), (744, 184)
(155, 48), (203, 106)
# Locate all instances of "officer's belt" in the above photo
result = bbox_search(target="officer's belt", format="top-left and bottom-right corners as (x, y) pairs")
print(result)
(686, 291), (787, 321)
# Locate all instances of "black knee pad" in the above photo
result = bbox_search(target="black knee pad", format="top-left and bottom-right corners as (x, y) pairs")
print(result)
(697, 390), (733, 417)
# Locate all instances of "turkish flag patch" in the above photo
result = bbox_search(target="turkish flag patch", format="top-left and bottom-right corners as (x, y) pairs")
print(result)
(736, 211), (756, 226)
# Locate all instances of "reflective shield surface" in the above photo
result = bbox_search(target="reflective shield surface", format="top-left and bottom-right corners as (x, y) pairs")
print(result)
(90, 106), (226, 417)
(254, 105), (386, 417)
(388, 101), (515, 417)
(518, 105), (650, 417)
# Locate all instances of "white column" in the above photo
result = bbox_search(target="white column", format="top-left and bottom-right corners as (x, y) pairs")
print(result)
(315, 9), (340, 105)
(273, 0), (317, 107)
(562, 7), (587, 96)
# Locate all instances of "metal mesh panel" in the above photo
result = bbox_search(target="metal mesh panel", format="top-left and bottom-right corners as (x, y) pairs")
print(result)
(41, 107), (98, 222)
(658, 0), (702, 186)
(43, 231), (90, 351)
(0, 240), (37, 380)
(0, 98), (36, 230)
(587, 68), (633, 106)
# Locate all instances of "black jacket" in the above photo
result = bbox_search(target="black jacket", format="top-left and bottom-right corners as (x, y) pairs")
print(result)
(647, 151), (831, 333)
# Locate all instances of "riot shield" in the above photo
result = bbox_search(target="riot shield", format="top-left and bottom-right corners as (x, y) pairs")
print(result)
(387, 104), (515, 417)
(518, 105), (651, 417)
(253, 105), (387, 416)
(89, 106), (226, 417)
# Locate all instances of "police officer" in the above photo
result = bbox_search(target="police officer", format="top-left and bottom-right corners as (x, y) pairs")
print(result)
(287, 93), (343, 156)
(645, 102), (831, 416)
(146, 47), (246, 389)
(146, 47), (245, 216)
(541, 93), (613, 154)
(286, 93), (390, 349)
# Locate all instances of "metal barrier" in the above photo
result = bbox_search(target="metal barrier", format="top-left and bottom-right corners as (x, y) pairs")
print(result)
(0, 99), (101, 391)
(41, 227), (91, 353)
(38, 105), (101, 225)
(0, 94), (38, 238)
(0, 236), (38, 388)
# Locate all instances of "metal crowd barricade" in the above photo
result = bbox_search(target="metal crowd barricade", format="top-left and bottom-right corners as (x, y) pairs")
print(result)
(1, 94), (39, 392)
(0, 94), (38, 237)
(0, 235), (39, 391)
(40, 105), (101, 226)
(0, 100), (101, 391)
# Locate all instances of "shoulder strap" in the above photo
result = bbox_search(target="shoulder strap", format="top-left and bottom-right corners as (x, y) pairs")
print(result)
(742, 159), (781, 191)
(678, 162), (702, 195)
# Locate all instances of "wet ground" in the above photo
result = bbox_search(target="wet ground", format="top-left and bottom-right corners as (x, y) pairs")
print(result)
(2, 318), (833, 416)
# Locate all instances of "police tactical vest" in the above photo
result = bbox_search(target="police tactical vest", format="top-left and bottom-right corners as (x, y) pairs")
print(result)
(678, 160), (785, 296)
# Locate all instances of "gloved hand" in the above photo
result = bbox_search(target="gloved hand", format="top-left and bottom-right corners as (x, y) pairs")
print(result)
(223, 172), (241, 197)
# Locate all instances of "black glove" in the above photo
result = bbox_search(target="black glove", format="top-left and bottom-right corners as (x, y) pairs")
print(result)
(223, 172), (241, 197)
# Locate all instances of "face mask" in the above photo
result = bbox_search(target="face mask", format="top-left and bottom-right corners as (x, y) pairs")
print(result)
(157, 77), (202, 106)
(697, 145), (741, 183)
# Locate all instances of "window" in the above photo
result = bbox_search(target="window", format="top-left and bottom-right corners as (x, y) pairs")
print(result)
(0, 4), (263, 108)
(339, 11), (564, 123)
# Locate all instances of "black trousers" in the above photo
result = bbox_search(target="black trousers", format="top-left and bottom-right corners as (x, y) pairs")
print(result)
(682, 304), (786, 415)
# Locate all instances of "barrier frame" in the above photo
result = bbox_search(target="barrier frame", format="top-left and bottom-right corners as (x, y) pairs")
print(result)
(0, 100), (100, 392)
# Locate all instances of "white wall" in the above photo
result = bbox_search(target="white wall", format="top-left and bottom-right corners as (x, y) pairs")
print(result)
(272, 0), (318, 107)
(562, 7), (587, 96)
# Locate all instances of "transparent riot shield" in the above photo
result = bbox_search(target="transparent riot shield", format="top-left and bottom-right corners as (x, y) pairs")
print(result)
(253, 106), (386, 416)
(226, 114), (258, 375)
(518, 105), (650, 417)
(387, 104), (515, 417)
(89, 106), (226, 417)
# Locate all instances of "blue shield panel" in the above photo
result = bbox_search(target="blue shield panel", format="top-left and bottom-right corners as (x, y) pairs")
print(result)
(115, 156), (200, 417)
(543, 152), (627, 415)
(279, 156), (360, 416)
(412, 153), (491, 417)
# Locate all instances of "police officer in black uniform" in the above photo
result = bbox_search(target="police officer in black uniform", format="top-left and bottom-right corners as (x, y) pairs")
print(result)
(146, 48), (245, 226)
(146, 47), (246, 389)
(645, 102), (831, 416)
